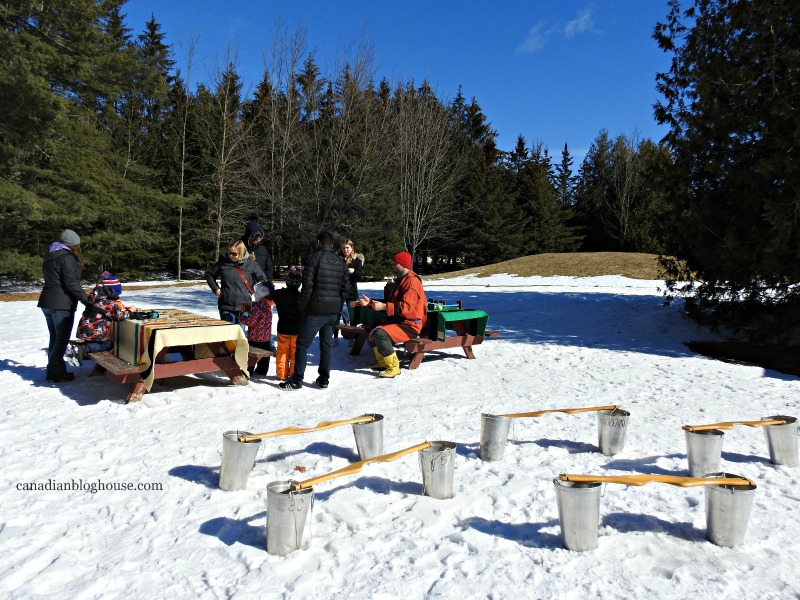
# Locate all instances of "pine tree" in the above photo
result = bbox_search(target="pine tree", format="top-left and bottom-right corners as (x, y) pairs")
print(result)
(655, 0), (800, 339)
(574, 130), (614, 250)
(555, 143), (577, 207)
(439, 90), (512, 268)
(0, 0), (171, 277)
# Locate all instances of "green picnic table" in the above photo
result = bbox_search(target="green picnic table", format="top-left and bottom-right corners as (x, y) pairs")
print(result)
(339, 303), (492, 369)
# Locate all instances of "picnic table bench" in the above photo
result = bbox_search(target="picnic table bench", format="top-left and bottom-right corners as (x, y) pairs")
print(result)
(85, 345), (272, 403)
(336, 302), (497, 369)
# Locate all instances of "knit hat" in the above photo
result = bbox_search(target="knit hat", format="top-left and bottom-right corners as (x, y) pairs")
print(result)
(393, 251), (412, 270)
(59, 229), (80, 246)
(100, 271), (122, 296)
(286, 265), (303, 287)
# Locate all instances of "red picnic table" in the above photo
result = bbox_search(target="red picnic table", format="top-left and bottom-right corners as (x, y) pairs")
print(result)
(86, 308), (270, 403)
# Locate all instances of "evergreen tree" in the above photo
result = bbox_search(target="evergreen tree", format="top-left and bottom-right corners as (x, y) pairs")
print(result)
(131, 15), (174, 178)
(633, 139), (672, 254)
(655, 0), (800, 339)
(439, 90), (513, 268)
(574, 130), (614, 250)
(508, 138), (581, 254)
(555, 143), (577, 207)
(0, 0), (171, 277)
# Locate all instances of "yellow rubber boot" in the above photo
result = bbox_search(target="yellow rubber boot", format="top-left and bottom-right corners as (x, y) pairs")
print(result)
(379, 352), (401, 378)
(369, 347), (387, 370)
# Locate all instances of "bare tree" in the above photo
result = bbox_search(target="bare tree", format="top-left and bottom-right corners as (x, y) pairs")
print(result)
(302, 41), (391, 235)
(605, 131), (644, 250)
(173, 36), (198, 281)
(200, 50), (253, 257)
(392, 82), (466, 259)
(239, 26), (307, 261)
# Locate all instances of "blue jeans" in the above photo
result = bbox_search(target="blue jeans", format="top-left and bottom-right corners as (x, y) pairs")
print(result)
(42, 308), (75, 376)
(219, 309), (246, 333)
(339, 301), (350, 325)
(85, 340), (113, 353)
(291, 312), (338, 384)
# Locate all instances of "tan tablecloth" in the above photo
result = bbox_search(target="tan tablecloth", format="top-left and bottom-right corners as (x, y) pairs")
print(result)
(113, 309), (248, 391)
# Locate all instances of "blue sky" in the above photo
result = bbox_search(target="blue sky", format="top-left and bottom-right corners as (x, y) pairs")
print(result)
(123, 0), (673, 164)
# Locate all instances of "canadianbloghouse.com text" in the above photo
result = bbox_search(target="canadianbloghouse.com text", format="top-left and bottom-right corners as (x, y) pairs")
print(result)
(16, 479), (163, 493)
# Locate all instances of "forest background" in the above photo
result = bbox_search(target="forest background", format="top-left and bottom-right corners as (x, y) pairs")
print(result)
(1, 0), (797, 340)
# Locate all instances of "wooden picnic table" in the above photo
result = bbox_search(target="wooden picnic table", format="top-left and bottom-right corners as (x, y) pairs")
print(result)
(85, 308), (269, 403)
(336, 303), (493, 369)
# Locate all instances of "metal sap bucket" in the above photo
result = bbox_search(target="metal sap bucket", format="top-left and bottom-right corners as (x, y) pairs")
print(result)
(762, 415), (799, 467)
(685, 429), (724, 477)
(704, 472), (756, 547)
(352, 414), (384, 460)
(219, 431), (261, 491)
(480, 413), (512, 462)
(553, 479), (602, 551)
(266, 481), (314, 555)
(597, 408), (630, 456)
(419, 441), (456, 499)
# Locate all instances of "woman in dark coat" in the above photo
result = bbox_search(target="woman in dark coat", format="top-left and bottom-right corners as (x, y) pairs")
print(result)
(37, 229), (90, 382)
(206, 240), (268, 327)
(334, 239), (364, 341)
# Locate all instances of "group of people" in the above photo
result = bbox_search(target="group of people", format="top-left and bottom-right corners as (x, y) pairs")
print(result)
(267, 231), (426, 390)
(38, 223), (427, 391)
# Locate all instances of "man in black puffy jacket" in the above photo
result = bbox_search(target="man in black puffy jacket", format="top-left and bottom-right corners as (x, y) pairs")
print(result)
(280, 231), (347, 390)
(241, 222), (273, 281)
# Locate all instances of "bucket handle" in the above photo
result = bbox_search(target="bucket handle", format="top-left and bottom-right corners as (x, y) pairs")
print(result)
(500, 405), (618, 419)
(290, 441), (433, 491)
(683, 419), (787, 433)
(287, 489), (313, 551)
(421, 448), (451, 472)
(559, 473), (755, 488)
(238, 415), (376, 442)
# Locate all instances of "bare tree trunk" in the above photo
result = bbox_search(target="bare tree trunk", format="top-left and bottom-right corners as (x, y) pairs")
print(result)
(305, 45), (388, 234)
(269, 29), (305, 250)
(605, 131), (643, 250)
(175, 37), (198, 282)
(203, 50), (252, 259)
(392, 85), (466, 257)
(239, 27), (307, 262)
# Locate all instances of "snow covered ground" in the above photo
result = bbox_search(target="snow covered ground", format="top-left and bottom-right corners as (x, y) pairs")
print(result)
(1, 274), (798, 599)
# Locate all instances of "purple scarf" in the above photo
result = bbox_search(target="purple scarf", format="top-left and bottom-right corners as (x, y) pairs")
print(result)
(49, 241), (70, 252)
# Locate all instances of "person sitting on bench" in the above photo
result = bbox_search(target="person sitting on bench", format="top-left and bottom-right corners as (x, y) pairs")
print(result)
(359, 251), (426, 378)
(66, 274), (136, 366)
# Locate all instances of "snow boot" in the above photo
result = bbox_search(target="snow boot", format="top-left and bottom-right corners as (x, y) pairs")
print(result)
(379, 352), (401, 378)
(369, 347), (387, 370)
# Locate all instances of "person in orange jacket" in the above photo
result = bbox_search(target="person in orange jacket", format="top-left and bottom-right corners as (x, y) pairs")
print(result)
(360, 251), (426, 378)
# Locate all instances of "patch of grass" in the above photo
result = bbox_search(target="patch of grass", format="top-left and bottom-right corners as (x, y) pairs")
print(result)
(424, 252), (664, 281)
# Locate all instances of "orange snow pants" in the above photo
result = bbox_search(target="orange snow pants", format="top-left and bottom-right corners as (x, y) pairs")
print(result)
(275, 333), (298, 381)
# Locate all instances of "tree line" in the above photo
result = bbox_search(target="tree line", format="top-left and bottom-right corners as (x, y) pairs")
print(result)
(2, 1), (797, 341)
(0, 0), (671, 282)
